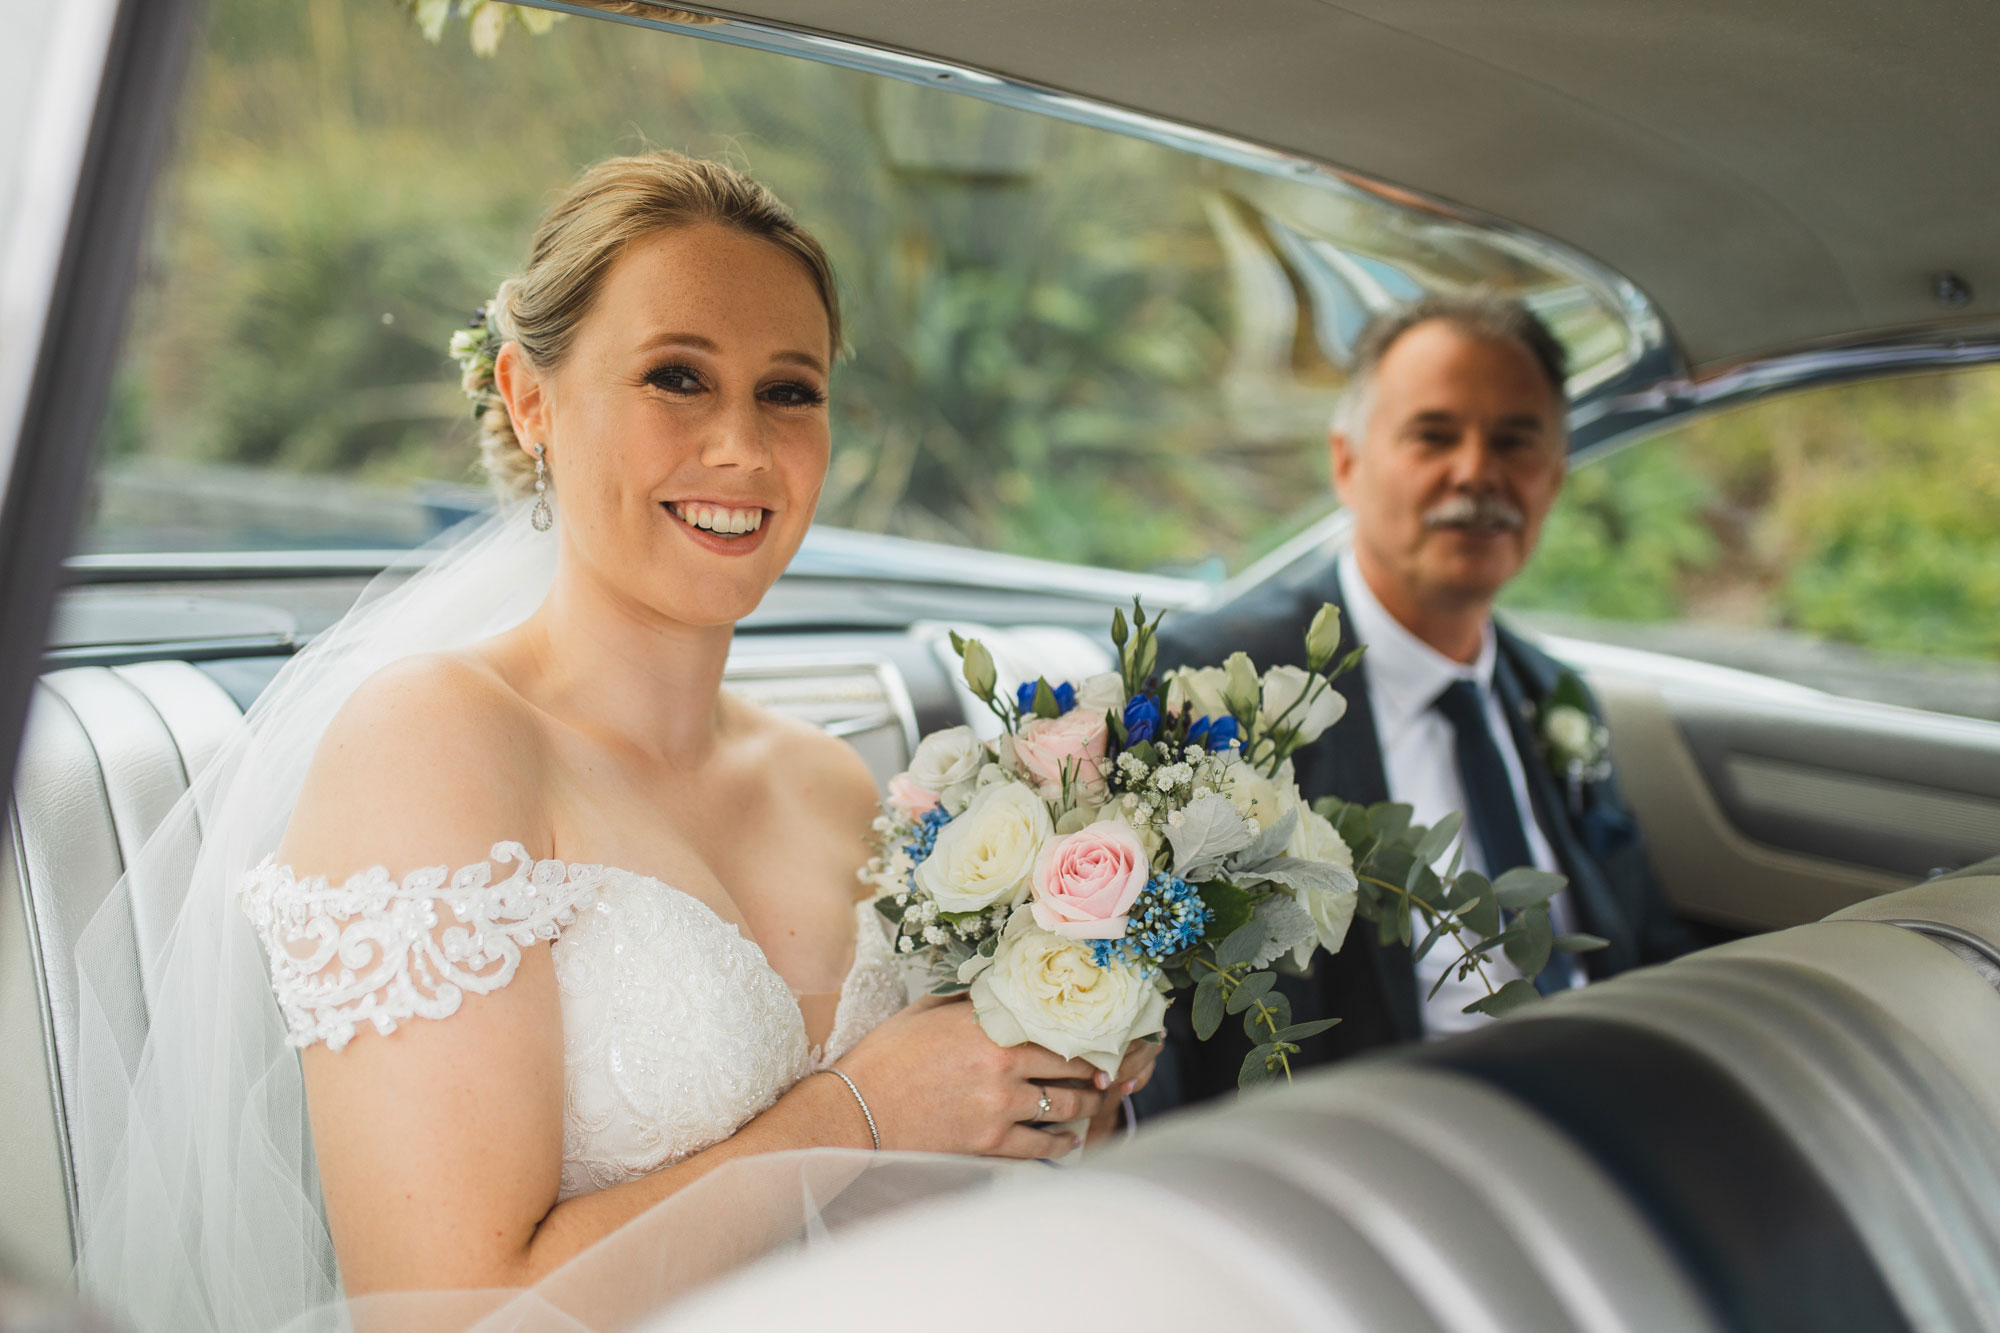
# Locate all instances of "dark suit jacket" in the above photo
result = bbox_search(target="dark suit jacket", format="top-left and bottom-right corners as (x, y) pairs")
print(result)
(1139, 558), (1697, 1110)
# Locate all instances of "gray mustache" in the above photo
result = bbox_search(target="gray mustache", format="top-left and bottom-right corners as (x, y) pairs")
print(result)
(1422, 493), (1525, 533)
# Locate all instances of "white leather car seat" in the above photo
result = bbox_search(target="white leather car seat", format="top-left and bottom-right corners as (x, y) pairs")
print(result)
(1, 661), (249, 1286)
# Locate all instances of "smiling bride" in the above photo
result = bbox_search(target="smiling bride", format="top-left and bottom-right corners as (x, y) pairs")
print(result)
(72, 151), (1154, 1333)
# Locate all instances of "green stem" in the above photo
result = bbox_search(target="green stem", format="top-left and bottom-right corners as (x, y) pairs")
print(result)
(1359, 871), (1503, 999)
(1193, 957), (1296, 1082)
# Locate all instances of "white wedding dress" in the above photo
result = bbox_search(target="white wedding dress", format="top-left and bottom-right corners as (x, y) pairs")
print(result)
(71, 507), (1003, 1333)
(241, 843), (908, 1197)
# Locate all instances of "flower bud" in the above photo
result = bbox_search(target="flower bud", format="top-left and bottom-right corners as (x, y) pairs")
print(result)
(961, 639), (998, 702)
(1305, 602), (1342, 673)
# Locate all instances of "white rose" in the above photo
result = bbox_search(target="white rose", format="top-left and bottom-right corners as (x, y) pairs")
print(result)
(1544, 704), (1593, 757)
(908, 726), (986, 812)
(1222, 757), (1299, 830)
(915, 781), (1052, 914)
(1299, 882), (1359, 960)
(1259, 665), (1348, 746)
(1076, 672), (1126, 715)
(970, 906), (1170, 1074)
(1164, 666), (1231, 721)
(1286, 807), (1353, 871)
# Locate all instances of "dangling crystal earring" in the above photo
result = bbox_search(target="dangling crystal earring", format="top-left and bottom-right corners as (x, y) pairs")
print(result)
(531, 443), (553, 532)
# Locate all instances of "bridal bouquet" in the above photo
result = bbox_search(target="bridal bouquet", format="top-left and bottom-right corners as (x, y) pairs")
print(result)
(866, 604), (1367, 1088)
(866, 602), (1604, 1089)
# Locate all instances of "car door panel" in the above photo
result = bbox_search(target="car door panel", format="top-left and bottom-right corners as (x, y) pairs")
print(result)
(1555, 636), (2000, 931)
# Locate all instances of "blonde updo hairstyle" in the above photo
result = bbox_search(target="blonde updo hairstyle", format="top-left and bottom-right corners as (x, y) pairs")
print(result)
(462, 151), (842, 498)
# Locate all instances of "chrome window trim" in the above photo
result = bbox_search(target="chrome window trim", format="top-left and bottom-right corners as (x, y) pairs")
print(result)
(1573, 330), (2000, 456)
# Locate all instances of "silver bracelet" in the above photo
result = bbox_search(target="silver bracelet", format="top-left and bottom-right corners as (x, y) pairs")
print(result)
(823, 1067), (880, 1151)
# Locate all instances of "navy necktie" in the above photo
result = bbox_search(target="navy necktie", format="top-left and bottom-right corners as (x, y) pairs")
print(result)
(1432, 678), (1571, 995)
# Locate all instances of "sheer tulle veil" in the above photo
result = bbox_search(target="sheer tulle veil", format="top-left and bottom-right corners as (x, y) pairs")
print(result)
(69, 504), (1000, 1332)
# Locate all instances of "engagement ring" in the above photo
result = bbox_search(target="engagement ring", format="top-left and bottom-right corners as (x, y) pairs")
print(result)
(1036, 1088), (1053, 1120)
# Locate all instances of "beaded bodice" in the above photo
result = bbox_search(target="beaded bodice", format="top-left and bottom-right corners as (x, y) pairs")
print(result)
(241, 842), (907, 1199)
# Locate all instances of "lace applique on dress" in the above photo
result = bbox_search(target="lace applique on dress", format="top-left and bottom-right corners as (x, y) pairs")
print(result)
(240, 841), (604, 1052)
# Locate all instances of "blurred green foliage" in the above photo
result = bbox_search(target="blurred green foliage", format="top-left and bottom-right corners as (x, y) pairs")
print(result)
(1506, 368), (2000, 661)
(105, 0), (1324, 570)
(103, 0), (2000, 664)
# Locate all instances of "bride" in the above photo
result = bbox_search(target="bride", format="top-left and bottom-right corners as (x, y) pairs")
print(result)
(73, 150), (1154, 1331)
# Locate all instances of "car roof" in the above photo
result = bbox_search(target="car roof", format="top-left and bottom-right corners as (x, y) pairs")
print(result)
(661, 0), (1999, 382)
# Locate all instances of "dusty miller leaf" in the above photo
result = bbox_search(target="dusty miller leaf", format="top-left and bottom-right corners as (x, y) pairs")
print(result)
(1168, 791), (1256, 881)
(1247, 895), (1316, 968)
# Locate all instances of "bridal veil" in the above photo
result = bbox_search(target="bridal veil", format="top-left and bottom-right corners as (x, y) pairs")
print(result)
(68, 506), (1005, 1332)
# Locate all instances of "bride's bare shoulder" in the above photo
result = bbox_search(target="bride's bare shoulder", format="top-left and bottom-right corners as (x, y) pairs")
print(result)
(735, 698), (881, 843)
(280, 651), (547, 879)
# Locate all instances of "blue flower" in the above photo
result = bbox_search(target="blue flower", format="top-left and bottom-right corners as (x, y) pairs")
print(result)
(1122, 693), (1161, 744)
(1091, 873), (1212, 970)
(1204, 716), (1240, 751)
(1015, 679), (1078, 715)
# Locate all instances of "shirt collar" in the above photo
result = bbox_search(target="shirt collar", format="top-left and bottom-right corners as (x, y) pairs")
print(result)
(1337, 548), (1497, 739)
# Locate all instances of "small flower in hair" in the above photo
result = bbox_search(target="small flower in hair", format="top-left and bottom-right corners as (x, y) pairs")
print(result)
(448, 304), (500, 416)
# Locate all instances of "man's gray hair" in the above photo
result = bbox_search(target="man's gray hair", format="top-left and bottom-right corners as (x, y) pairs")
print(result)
(1333, 292), (1569, 441)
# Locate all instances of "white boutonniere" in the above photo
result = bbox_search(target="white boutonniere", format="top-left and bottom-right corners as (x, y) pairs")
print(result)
(1535, 672), (1612, 812)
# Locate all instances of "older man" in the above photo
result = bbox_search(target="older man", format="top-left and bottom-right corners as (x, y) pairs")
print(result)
(1145, 292), (1694, 1109)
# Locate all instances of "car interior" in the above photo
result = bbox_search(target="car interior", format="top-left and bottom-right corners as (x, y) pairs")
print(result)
(2, 1), (1998, 1329)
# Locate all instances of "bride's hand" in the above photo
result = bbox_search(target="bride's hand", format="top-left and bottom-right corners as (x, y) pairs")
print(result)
(834, 999), (1112, 1159)
(1083, 1036), (1162, 1146)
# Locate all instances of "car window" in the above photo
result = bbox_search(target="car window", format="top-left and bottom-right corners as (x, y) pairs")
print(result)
(1503, 367), (2000, 723)
(83, 0), (1636, 576)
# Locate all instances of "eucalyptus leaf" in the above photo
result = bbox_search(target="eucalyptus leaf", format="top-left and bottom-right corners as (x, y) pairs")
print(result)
(1247, 991), (1292, 1038)
(1460, 882), (1502, 938)
(873, 897), (904, 925)
(1465, 978), (1540, 1018)
(1555, 932), (1610, 953)
(929, 980), (969, 996)
(1225, 971), (1277, 1013)
(1192, 979), (1225, 1040)
(1239, 1044), (1281, 1088)
(1414, 913), (1451, 962)
(1272, 1018), (1341, 1043)
(1368, 801), (1414, 843)
(1413, 810), (1463, 868)
(1214, 921), (1269, 970)
(1502, 908), (1553, 977)
(1493, 866), (1568, 911)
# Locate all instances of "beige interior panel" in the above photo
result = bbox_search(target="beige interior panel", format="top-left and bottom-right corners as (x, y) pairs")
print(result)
(1587, 674), (1901, 930)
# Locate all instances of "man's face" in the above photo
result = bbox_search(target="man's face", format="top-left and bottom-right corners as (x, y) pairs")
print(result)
(1332, 320), (1567, 611)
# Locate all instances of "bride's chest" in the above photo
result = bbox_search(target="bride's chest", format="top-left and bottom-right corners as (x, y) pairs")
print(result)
(554, 765), (865, 993)
(549, 869), (817, 1198)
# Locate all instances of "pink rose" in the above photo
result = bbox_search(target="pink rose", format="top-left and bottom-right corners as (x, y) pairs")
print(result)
(886, 773), (940, 818)
(1031, 820), (1149, 939)
(1012, 710), (1109, 799)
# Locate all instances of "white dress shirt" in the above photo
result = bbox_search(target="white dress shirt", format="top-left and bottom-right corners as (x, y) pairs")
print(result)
(1336, 552), (1585, 1037)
